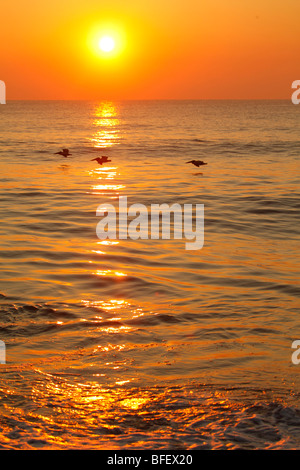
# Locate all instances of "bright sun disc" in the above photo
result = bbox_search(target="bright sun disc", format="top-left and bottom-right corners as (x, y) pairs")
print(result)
(99, 36), (115, 53)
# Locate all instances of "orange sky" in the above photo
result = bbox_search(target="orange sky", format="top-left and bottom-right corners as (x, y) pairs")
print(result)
(1, 0), (300, 100)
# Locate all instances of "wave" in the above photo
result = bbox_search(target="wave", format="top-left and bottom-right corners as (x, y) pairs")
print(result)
(0, 377), (299, 449)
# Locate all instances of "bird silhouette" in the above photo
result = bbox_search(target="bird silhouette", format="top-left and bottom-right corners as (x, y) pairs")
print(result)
(91, 156), (112, 165)
(186, 160), (207, 167)
(55, 148), (72, 157)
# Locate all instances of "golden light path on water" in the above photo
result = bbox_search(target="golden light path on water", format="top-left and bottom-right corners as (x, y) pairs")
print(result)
(89, 102), (120, 149)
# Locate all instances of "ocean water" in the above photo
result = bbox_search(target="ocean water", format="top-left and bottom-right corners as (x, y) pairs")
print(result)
(0, 100), (300, 449)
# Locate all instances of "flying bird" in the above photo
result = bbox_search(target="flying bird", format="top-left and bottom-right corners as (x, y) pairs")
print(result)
(186, 160), (207, 167)
(55, 148), (72, 157)
(91, 156), (112, 165)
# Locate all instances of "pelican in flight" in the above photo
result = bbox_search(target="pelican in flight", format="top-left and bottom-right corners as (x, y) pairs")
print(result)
(55, 148), (72, 157)
(186, 160), (207, 167)
(91, 156), (112, 165)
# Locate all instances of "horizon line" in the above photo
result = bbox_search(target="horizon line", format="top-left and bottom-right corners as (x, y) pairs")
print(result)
(4, 98), (291, 102)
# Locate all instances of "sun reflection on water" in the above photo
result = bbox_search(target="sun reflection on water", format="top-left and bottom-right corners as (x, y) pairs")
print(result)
(89, 102), (120, 149)
(89, 182), (125, 196)
(97, 240), (119, 245)
(80, 299), (146, 324)
(88, 167), (118, 178)
(93, 270), (127, 277)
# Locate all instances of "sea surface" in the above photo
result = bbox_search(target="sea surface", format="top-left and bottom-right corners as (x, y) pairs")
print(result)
(0, 100), (300, 449)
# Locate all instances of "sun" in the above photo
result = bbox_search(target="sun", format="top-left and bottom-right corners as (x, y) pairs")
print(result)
(88, 25), (126, 59)
(99, 36), (115, 53)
